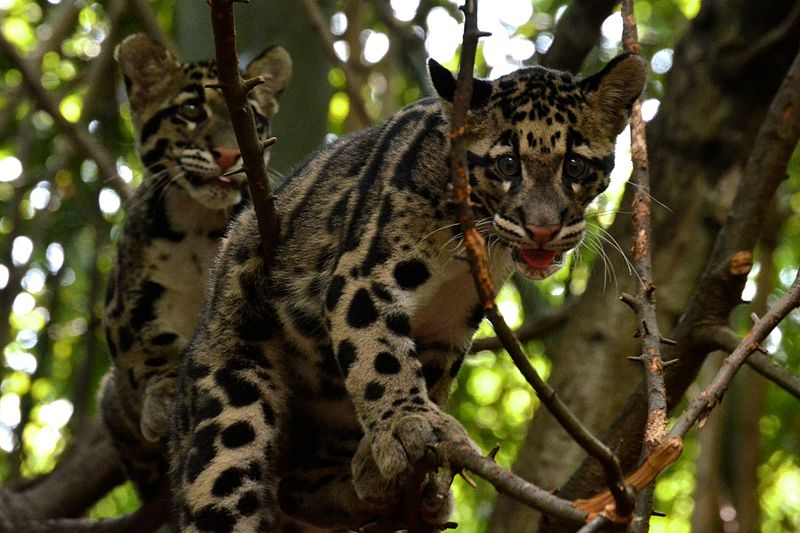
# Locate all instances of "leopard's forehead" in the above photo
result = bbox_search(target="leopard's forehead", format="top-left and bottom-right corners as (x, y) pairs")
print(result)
(488, 67), (584, 124)
(181, 59), (219, 85)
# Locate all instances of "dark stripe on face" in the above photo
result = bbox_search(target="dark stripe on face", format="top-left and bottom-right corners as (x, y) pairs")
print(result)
(140, 105), (179, 145)
(141, 138), (170, 168)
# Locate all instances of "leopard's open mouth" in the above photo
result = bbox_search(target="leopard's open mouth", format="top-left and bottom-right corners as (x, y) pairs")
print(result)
(209, 174), (243, 189)
(512, 248), (565, 280)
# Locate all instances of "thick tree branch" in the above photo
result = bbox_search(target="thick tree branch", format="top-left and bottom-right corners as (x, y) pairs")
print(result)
(541, 0), (618, 72)
(209, 0), (279, 265)
(298, 0), (371, 129)
(0, 34), (131, 201)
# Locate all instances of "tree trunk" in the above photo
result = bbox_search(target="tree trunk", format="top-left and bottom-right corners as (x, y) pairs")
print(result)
(489, 1), (800, 531)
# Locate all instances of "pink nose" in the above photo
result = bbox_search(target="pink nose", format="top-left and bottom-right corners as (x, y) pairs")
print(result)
(526, 225), (560, 244)
(212, 147), (241, 172)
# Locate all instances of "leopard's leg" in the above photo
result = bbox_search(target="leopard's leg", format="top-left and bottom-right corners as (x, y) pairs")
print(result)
(99, 371), (167, 500)
(171, 341), (286, 533)
(324, 258), (477, 515)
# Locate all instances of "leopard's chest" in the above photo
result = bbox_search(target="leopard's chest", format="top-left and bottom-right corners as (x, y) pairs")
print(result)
(144, 234), (219, 336)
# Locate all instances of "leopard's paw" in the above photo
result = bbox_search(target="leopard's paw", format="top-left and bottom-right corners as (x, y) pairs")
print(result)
(140, 378), (176, 442)
(371, 409), (472, 480)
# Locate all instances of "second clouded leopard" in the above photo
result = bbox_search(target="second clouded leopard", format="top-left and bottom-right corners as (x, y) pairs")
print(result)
(99, 33), (291, 499)
(171, 54), (645, 530)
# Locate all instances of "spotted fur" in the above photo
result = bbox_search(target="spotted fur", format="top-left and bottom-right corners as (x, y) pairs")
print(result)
(171, 54), (645, 530)
(99, 33), (291, 499)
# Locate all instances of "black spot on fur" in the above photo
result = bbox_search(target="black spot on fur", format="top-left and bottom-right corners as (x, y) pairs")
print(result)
(212, 467), (246, 497)
(215, 369), (260, 407)
(336, 340), (357, 377)
(185, 423), (219, 482)
(186, 361), (211, 379)
(347, 288), (377, 328)
(371, 282), (393, 302)
(237, 491), (260, 516)
(196, 397), (223, 421)
(194, 504), (235, 533)
(394, 260), (430, 290)
(151, 332), (178, 345)
(364, 381), (385, 401)
(144, 356), (167, 367)
(221, 421), (256, 448)
(325, 275), (346, 310)
(385, 313), (411, 336)
(374, 352), (401, 375)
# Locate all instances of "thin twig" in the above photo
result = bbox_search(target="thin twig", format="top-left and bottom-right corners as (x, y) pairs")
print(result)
(669, 269), (800, 439)
(447, 0), (634, 521)
(699, 324), (800, 400)
(298, 0), (371, 129)
(208, 0), (279, 265)
(437, 441), (588, 525)
(621, 1), (667, 528)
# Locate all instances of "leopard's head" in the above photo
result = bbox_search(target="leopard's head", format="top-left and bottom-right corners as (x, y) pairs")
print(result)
(430, 55), (646, 280)
(116, 33), (292, 210)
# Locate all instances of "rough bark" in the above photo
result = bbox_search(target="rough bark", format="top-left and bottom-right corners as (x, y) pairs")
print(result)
(489, 1), (800, 531)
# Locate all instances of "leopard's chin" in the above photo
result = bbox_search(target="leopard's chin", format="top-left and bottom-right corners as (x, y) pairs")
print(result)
(512, 248), (565, 281)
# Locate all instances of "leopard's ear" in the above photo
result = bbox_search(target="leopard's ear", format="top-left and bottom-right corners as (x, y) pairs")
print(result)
(243, 46), (292, 119)
(115, 33), (180, 112)
(580, 53), (647, 138)
(428, 58), (491, 109)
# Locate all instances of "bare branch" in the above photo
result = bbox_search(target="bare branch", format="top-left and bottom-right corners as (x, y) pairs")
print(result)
(470, 304), (571, 352)
(298, 0), (371, 129)
(209, 0), (279, 265)
(541, 0), (618, 72)
(620, 1), (667, 527)
(700, 325), (800, 400)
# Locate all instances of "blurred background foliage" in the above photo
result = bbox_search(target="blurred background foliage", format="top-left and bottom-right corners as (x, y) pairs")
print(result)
(0, 0), (798, 531)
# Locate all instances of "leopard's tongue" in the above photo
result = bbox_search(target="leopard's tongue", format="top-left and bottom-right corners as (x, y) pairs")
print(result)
(520, 249), (557, 269)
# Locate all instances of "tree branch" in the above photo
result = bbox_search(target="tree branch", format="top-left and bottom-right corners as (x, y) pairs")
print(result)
(620, 2), (668, 528)
(699, 325), (800, 400)
(541, 0), (618, 72)
(298, 0), (371, 129)
(209, 0), (279, 265)
(669, 268), (800, 439)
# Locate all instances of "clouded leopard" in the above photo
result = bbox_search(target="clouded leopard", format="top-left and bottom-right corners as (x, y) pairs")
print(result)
(171, 54), (645, 530)
(99, 33), (291, 499)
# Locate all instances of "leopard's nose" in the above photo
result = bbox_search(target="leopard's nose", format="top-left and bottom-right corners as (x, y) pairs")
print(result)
(212, 147), (241, 172)
(526, 224), (561, 244)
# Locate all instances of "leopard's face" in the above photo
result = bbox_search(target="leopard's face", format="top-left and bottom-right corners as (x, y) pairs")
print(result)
(132, 62), (252, 210)
(117, 35), (291, 211)
(446, 56), (645, 280)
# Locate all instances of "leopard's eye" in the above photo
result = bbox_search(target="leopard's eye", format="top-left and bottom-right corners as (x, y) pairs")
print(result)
(564, 154), (588, 179)
(495, 155), (520, 177)
(179, 103), (204, 121)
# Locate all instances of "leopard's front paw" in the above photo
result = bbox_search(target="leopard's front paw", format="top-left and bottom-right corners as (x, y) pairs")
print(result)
(140, 378), (176, 442)
(352, 409), (464, 526)
(370, 410), (472, 480)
